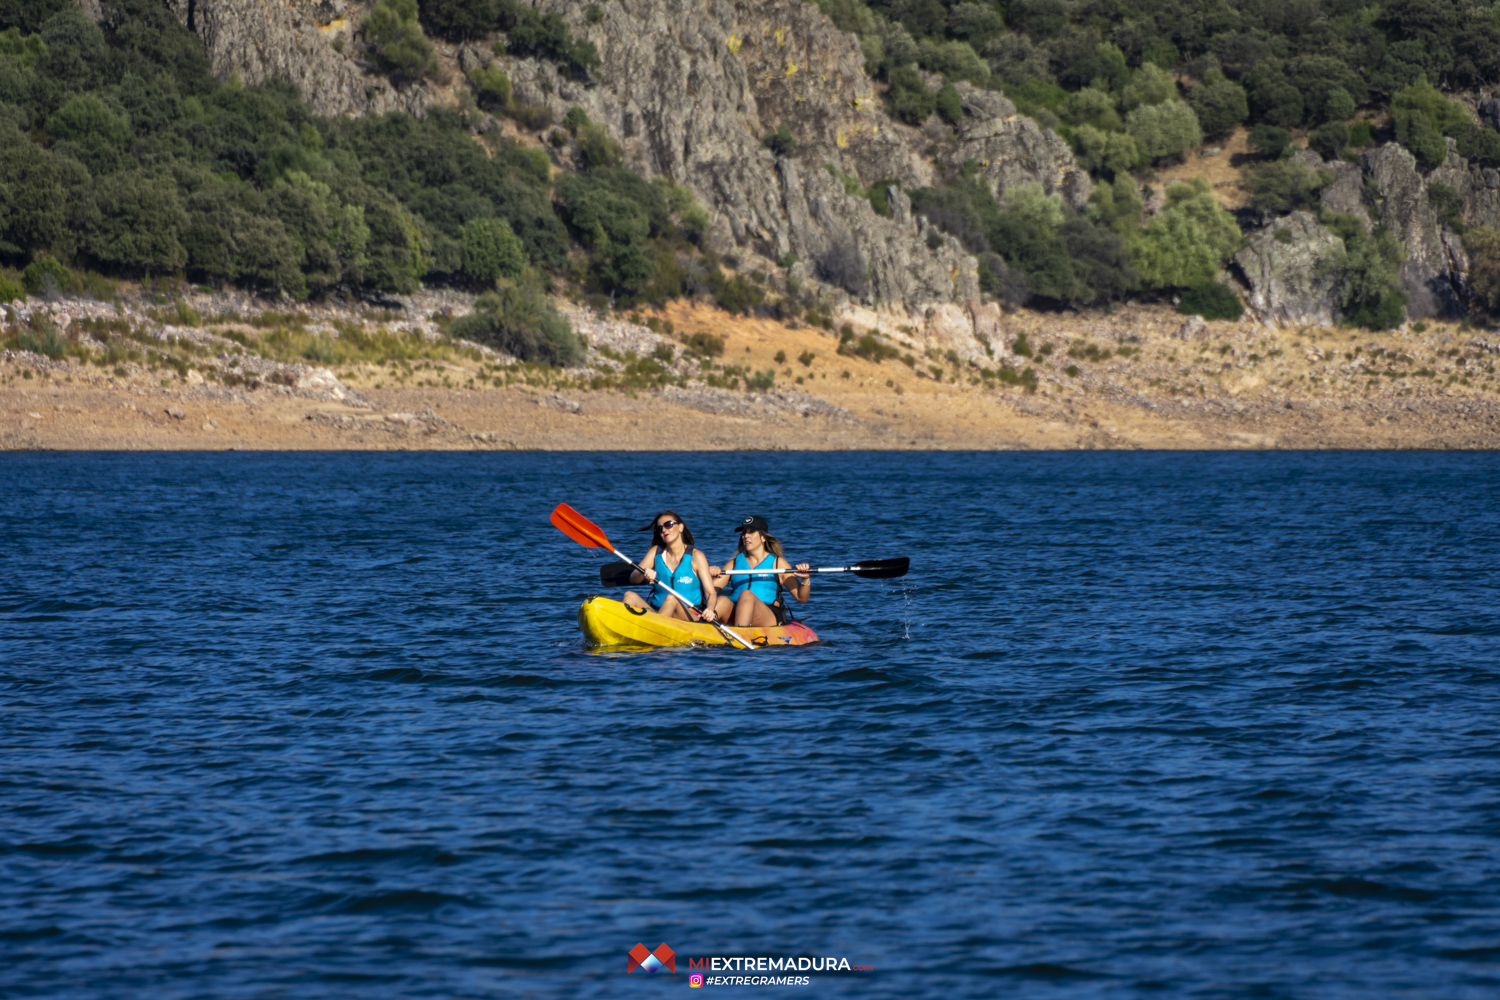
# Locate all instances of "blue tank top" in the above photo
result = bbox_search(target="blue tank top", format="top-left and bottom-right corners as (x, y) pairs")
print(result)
(728, 552), (779, 604)
(649, 546), (703, 609)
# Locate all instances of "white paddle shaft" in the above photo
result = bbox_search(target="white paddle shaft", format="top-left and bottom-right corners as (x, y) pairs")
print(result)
(608, 548), (756, 651)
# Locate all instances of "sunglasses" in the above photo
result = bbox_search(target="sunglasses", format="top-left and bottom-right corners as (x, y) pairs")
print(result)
(657, 519), (683, 529)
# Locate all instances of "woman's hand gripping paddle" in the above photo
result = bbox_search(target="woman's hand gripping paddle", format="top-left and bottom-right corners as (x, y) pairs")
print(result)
(601, 557), (910, 586)
(551, 503), (757, 651)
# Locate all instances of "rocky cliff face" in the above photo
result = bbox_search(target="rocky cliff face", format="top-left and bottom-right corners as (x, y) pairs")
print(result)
(169, 0), (1092, 349)
(161, 0), (431, 116)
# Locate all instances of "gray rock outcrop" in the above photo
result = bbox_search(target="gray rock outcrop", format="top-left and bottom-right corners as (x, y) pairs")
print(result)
(1362, 143), (1463, 318)
(1234, 212), (1345, 325)
(946, 83), (1092, 210)
(162, 0), (431, 117)
(1317, 160), (1370, 229)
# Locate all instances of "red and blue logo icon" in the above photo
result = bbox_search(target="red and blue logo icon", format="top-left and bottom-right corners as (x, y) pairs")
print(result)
(627, 942), (675, 974)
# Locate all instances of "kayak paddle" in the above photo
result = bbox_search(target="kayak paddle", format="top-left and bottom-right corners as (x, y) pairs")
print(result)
(551, 503), (756, 651)
(600, 557), (909, 586)
(718, 558), (909, 579)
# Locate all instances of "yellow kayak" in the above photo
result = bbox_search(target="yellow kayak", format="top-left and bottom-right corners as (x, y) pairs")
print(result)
(577, 596), (820, 649)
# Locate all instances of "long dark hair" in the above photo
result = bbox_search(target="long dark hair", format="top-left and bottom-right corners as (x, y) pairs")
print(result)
(645, 510), (694, 549)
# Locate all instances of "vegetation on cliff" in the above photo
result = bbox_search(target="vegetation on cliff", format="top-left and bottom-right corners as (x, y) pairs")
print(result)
(0, 0), (768, 362)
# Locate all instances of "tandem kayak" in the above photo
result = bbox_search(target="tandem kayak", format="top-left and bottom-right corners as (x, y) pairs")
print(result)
(577, 596), (819, 649)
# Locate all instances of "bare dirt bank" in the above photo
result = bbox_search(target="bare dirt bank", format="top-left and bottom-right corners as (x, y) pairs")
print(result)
(4, 297), (1500, 450)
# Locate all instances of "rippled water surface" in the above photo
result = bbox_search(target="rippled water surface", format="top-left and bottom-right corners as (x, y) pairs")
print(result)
(3, 451), (1500, 999)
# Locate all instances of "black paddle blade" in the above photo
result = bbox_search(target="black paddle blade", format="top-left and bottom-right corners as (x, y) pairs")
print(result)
(599, 562), (636, 587)
(850, 557), (909, 579)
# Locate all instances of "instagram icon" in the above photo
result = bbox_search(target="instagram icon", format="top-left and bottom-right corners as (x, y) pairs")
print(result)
(689, 973), (705, 987)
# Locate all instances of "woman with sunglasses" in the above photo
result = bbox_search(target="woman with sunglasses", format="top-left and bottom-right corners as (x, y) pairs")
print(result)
(709, 515), (811, 628)
(623, 511), (722, 622)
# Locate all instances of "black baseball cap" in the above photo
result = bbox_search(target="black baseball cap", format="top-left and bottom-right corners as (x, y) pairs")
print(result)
(733, 515), (769, 534)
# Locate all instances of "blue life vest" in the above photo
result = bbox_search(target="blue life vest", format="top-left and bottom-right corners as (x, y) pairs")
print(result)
(649, 546), (703, 609)
(728, 552), (780, 604)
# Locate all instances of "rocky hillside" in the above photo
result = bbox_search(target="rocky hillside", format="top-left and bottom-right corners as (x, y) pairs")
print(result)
(7, 0), (1500, 354)
(141, 0), (1094, 355)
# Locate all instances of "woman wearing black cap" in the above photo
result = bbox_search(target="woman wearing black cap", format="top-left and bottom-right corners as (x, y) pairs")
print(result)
(623, 510), (722, 622)
(709, 516), (811, 628)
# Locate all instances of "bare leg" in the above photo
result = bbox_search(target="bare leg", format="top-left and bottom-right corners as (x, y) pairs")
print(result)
(732, 592), (778, 628)
(712, 595), (735, 621)
(623, 590), (650, 610)
(656, 594), (690, 620)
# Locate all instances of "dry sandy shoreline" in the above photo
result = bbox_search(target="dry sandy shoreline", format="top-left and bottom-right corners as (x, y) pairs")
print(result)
(4, 298), (1500, 451)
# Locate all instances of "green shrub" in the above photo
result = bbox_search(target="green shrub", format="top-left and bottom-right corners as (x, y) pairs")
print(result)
(838, 328), (898, 362)
(1398, 111), (1449, 168)
(1121, 63), (1176, 111)
(0, 273), (24, 303)
(1178, 281), (1244, 320)
(887, 64), (935, 124)
(23, 258), (71, 297)
(449, 278), (582, 365)
(1247, 124), (1293, 159)
(762, 124), (797, 158)
(511, 102), (554, 130)
(460, 217), (527, 283)
(1324, 87), (1356, 122)
(17, 324), (67, 359)
(576, 122), (623, 170)
(417, 0), (496, 40)
(1244, 160), (1330, 214)
(467, 65), (511, 109)
(1455, 124), (1500, 167)
(1390, 78), (1470, 167)
(1336, 227), (1407, 330)
(684, 331), (724, 356)
(1348, 121), (1377, 148)
(364, 0), (439, 85)
(866, 178), (898, 217)
(1063, 87), (1122, 132)
(707, 269), (764, 314)
(935, 83), (963, 125)
(1131, 178), (1242, 289)
(1125, 101), (1202, 161)
(507, 8), (599, 80)
(1308, 122), (1349, 161)
(1072, 125), (1140, 176)
(1188, 80), (1249, 139)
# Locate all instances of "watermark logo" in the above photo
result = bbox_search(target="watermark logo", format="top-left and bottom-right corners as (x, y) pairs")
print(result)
(628, 942), (676, 974)
(689, 973), (705, 987)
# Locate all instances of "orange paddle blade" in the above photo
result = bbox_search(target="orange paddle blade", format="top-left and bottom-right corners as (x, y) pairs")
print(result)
(551, 503), (613, 551)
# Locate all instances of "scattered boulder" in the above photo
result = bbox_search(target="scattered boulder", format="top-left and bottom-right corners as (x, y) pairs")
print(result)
(537, 393), (584, 414)
(166, 406), (187, 420)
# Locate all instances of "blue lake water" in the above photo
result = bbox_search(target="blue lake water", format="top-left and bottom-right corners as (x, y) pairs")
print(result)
(3, 451), (1499, 999)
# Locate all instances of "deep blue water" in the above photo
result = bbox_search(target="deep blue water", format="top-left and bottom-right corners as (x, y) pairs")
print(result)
(3, 451), (1499, 999)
